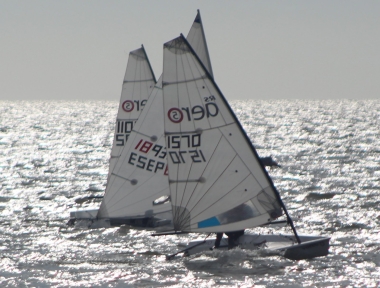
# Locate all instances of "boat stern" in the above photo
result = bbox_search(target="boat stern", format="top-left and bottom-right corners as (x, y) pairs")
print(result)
(282, 237), (330, 260)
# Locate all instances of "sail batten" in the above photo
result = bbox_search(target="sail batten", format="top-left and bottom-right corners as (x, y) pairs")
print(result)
(111, 173), (131, 181)
(123, 79), (155, 83)
(169, 179), (203, 183)
(162, 75), (207, 86)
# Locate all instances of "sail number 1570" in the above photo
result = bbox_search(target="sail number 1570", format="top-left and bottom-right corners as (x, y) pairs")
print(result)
(167, 134), (206, 164)
(167, 134), (201, 149)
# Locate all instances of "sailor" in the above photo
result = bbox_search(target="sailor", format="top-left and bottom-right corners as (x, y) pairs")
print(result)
(260, 156), (281, 168)
(214, 230), (245, 249)
(213, 203), (255, 249)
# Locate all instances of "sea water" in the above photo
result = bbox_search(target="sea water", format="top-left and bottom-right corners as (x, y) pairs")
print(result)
(0, 100), (379, 287)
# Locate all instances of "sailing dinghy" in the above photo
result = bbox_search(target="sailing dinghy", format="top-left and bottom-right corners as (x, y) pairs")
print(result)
(68, 44), (156, 228)
(69, 10), (215, 229)
(159, 34), (330, 260)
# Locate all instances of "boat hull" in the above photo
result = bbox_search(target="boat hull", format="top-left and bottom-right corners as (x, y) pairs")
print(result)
(68, 208), (172, 229)
(184, 233), (330, 260)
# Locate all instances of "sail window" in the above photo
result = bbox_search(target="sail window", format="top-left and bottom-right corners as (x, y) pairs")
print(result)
(257, 188), (282, 220)
(197, 201), (260, 228)
(153, 196), (171, 206)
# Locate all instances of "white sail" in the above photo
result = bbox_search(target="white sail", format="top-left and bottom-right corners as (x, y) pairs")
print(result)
(162, 35), (283, 233)
(108, 46), (156, 176)
(186, 10), (213, 78)
(98, 77), (172, 218)
(97, 11), (213, 220)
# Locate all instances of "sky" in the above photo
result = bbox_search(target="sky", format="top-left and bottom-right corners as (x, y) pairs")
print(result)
(1, 0), (379, 101)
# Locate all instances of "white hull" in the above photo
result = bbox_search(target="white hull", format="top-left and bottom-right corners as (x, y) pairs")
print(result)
(68, 208), (172, 229)
(184, 234), (330, 260)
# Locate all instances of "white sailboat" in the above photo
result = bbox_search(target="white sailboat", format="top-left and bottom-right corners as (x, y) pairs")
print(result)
(68, 44), (156, 228)
(158, 34), (330, 260)
(91, 10), (275, 228)
(69, 10), (214, 228)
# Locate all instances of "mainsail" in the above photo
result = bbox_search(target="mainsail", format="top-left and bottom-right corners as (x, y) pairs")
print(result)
(97, 11), (213, 219)
(186, 10), (213, 78)
(97, 46), (156, 218)
(107, 46), (156, 176)
(162, 35), (283, 233)
(97, 77), (172, 218)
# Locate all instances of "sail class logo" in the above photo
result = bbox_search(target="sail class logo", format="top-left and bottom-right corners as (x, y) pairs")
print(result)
(167, 103), (219, 123)
(122, 100), (147, 112)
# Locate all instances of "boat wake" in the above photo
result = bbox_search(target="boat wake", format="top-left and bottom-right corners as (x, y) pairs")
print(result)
(184, 249), (286, 276)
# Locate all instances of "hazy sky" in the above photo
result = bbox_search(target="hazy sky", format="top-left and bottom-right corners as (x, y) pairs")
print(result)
(1, 1), (379, 101)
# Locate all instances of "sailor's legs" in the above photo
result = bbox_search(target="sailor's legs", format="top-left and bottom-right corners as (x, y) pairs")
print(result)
(226, 230), (245, 249)
(214, 233), (223, 248)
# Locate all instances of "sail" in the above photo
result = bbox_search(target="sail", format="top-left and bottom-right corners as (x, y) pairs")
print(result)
(108, 46), (156, 176)
(162, 35), (283, 233)
(98, 77), (172, 218)
(186, 10), (213, 77)
(97, 11), (214, 219)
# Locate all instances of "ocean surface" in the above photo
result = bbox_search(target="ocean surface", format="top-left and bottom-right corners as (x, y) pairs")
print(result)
(0, 100), (379, 287)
